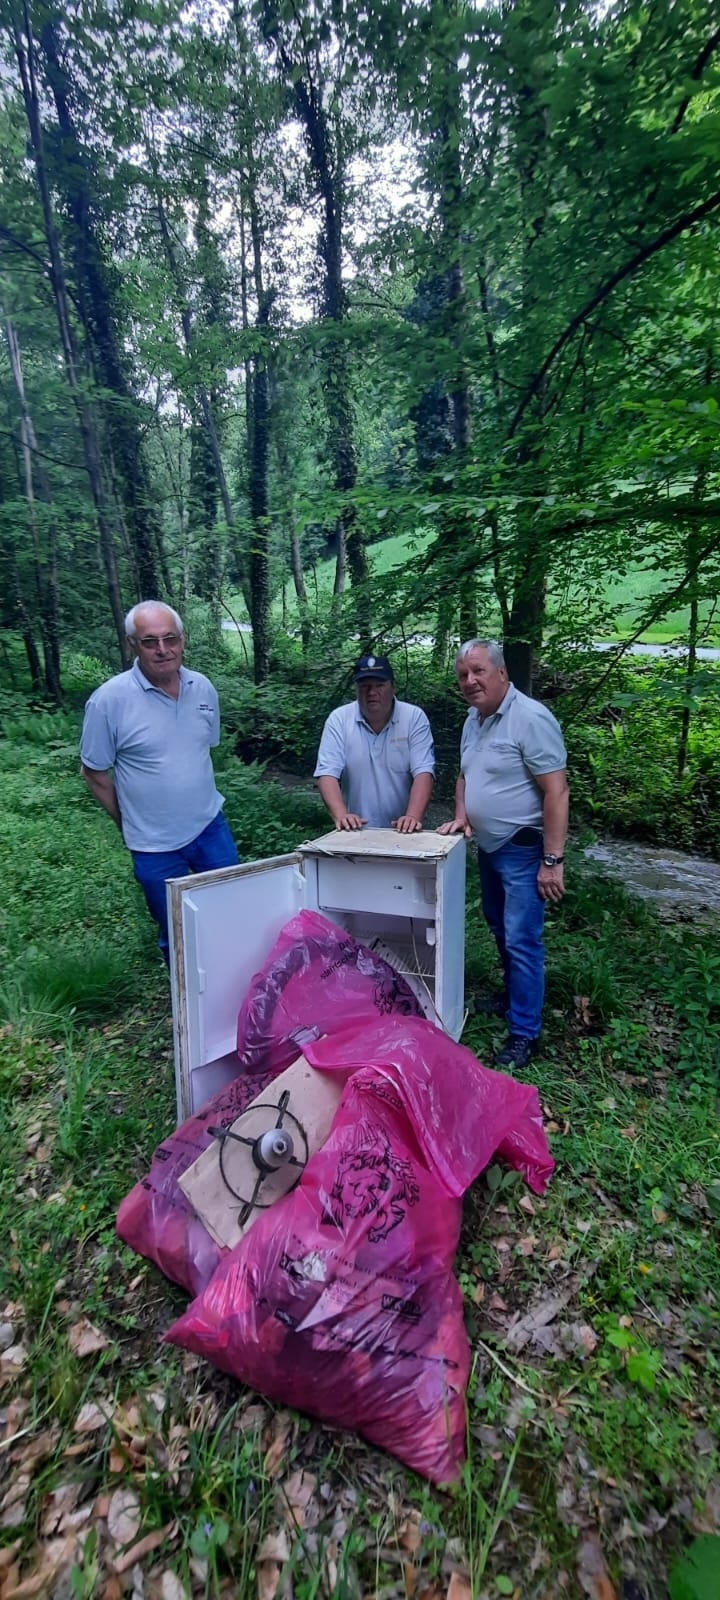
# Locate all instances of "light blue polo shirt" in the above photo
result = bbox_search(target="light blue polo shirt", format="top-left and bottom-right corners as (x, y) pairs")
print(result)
(314, 699), (435, 827)
(461, 684), (567, 853)
(80, 661), (224, 852)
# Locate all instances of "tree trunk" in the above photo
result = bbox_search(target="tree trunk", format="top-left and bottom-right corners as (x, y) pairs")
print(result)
(248, 301), (271, 683)
(39, 15), (164, 601)
(2, 531), (43, 692)
(13, 6), (128, 666)
(677, 437), (709, 778)
(263, 16), (368, 625)
(152, 183), (252, 616)
(188, 421), (221, 613)
(3, 314), (63, 700)
(241, 113), (274, 685)
(502, 17), (554, 693)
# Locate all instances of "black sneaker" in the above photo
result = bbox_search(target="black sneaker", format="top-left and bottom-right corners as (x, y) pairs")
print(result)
(472, 990), (509, 1019)
(494, 1034), (539, 1071)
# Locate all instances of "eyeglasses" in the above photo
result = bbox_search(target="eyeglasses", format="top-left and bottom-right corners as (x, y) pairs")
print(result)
(137, 633), (181, 648)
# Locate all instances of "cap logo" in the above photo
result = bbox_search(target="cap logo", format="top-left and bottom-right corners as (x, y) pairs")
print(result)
(367, 656), (376, 667)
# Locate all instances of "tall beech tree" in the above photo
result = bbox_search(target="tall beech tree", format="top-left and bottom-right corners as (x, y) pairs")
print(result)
(10, 0), (128, 663)
(37, 11), (166, 600)
(260, 0), (370, 624)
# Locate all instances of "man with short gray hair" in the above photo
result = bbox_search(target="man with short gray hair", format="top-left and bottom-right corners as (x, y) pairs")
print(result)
(80, 599), (238, 961)
(439, 639), (568, 1070)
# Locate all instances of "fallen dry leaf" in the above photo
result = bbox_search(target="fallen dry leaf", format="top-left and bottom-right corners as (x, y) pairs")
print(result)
(239, 1402), (267, 1434)
(506, 1289), (574, 1354)
(398, 1509), (423, 1556)
(0, 1472), (32, 1529)
(41, 1482), (81, 1536)
(446, 1574), (472, 1600)
(574, 994), (592, 1027)
(257, 1530), (291, 1564)
(112, 1400), (143, 1438)
(160, 1575), (189, 1600)
(113, 1521), (175, 1574)
(0, 1345), (28, 1382)
(1, 1399), (29, 1442)
(107, 1487), (142, 1546)
(280, 1468), (320, 1531)
(68, 1318), (110, 1359)
(1, 1535), (77, 1599)
(535, 1321), (598, 1359)
(263, 1411), (294, 1479)
(561, 1321), (598, 1357)
(0, 1542), (21, 1572)
(256, 1527), (291, 1600)
(577, 1531), (617, 1600)
(74, 1399), (112, 1433)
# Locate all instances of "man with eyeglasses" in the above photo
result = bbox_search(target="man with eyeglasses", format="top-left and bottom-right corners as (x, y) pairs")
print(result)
(80, 600), (238, 962)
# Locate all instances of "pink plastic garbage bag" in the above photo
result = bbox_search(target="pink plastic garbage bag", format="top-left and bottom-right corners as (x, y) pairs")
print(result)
(236, 909), (422, 1075)
(116, 1070), (275, 1296)
(304, 1015), (555, 1196)
(167, 1017), (554, 1483)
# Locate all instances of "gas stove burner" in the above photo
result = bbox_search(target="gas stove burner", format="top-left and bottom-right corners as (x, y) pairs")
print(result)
(208, 1090), (309, 1226)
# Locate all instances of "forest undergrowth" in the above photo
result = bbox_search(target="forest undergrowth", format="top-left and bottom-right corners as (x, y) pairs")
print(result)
(0, 716), (718, 1600)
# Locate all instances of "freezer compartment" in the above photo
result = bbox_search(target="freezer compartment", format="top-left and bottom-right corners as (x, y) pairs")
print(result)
(316, 856), (436, 918)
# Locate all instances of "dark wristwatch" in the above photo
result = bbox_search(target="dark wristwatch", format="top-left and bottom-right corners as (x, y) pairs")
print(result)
(543, 853), (564, 867)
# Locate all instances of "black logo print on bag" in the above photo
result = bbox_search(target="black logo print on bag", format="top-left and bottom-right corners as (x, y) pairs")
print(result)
(327, 1137), (420, 1242)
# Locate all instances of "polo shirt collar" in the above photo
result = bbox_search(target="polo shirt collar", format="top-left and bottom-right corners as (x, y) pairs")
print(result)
(477, 683), (517, 725)
(132, 660), (193, 693)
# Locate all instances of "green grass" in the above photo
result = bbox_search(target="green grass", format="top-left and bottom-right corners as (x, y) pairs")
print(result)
(0, 715), (718, 1596)
(226, 533), (720, 648)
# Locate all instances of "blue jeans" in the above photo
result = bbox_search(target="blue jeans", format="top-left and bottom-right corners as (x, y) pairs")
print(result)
(132, 811), (239, 962)
(477, 838), (545, 1040)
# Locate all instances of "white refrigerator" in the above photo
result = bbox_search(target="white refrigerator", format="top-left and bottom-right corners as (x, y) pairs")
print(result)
(167, 828), (467, 1122)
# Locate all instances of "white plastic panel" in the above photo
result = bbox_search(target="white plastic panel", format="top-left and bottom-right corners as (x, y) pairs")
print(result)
(316, 857), (436, 918)
(435, 835), (467, 1039)
(168, 855), (304, 1120)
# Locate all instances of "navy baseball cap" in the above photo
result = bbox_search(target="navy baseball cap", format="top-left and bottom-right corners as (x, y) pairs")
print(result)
(354, 653), (394, 682)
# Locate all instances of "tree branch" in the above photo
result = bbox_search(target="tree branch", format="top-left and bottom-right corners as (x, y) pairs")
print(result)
(507, 188), (720, 440)
(671, 24), (720, 134)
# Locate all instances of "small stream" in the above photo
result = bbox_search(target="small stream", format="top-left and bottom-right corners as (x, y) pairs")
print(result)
(584, 839), (720, 919)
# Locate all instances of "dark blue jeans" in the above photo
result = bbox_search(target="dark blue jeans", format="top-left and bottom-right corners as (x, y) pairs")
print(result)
(132, 811), (239, 962)
(477, 837), (546, 1040)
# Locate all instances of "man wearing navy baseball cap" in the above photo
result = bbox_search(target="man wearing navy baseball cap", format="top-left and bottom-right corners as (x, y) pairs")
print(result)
(314, 654), (435, 831)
